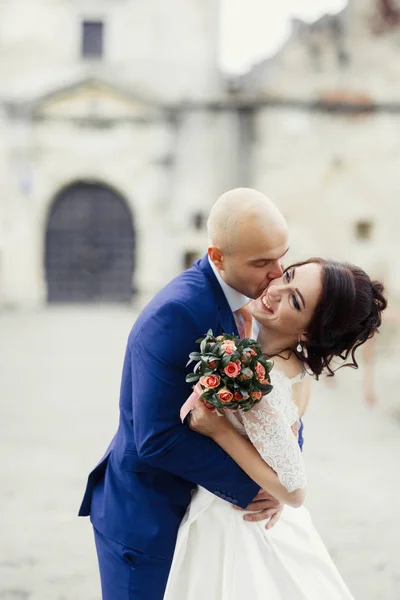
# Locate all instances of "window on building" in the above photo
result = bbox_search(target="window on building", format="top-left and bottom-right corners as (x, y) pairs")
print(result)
(82, 21), (104, 58)
(355, 220), (373, 241)
(183, 251), (199, 270)
(309, 43), (321, 70)
(337, 49), (350, 67)
(332, 156), (344, 169)
(193, 213), (204, 230)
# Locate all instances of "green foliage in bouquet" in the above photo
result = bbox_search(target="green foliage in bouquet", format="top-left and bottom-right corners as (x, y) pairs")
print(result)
(186, 329), (274, 414)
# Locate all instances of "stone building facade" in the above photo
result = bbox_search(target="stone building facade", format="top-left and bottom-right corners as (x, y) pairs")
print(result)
(0, 0), (399, 307)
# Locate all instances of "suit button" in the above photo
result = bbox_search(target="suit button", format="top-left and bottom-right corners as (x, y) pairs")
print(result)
(231, 498), (238, 505)
(214, 490), (221, 497)
(220, 494), (227, 500)
(225, 496), (232, 502)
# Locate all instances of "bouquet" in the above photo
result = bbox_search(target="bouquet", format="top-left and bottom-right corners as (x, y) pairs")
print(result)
(183, 329), (274, 416)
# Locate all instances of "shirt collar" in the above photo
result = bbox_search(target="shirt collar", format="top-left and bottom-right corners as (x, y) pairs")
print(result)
(208, 256), (250, 313)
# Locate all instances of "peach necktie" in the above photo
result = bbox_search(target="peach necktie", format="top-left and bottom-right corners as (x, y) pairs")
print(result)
(234, 303), (253, 339)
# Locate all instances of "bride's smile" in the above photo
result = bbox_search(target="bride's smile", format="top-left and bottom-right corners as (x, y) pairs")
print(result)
(250, 262), (323, 349)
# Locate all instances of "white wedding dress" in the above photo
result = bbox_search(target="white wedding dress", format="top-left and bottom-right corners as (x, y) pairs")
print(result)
(164, 369), (355, 600)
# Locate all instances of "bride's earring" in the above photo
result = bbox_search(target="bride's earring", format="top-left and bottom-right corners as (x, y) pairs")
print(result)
(296, 335), (303, 353)
(297, 334), (308, 358)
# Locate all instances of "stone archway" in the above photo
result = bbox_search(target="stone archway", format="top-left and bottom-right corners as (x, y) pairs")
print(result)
(45, 182), (135, 303)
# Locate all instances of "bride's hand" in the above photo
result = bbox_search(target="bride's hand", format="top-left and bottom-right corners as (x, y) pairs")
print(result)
(187, 398), (232, 439)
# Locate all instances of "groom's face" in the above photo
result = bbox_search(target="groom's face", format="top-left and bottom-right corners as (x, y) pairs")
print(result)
(211, 226), (289, 299)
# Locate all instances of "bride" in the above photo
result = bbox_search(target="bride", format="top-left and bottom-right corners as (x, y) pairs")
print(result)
(164, 257), (387, 600)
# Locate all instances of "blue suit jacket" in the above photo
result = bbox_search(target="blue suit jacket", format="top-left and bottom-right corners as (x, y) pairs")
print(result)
(79, 255), (303, 560)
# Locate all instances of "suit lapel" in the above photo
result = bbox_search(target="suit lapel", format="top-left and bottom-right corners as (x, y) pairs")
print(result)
(197, 255), (239, 338)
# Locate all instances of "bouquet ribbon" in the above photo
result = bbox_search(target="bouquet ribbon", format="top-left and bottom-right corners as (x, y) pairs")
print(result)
(180, 382), (202, 423)
(181, 383), (226, 422)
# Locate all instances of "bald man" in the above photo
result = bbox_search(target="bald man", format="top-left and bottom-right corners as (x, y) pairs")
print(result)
(207, 188), (288, 298)
(79, 188), (293, 600)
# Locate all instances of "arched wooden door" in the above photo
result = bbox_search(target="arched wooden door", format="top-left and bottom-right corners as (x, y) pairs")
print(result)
(45, 182), (135, 303)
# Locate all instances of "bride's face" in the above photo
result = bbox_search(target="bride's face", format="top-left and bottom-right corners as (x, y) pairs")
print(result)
(250, 263), (323, 343)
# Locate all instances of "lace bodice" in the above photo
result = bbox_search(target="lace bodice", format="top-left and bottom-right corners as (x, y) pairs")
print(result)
(226, 369), (307, 493)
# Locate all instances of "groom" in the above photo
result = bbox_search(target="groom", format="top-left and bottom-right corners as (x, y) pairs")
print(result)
(79, 187), (301, 599)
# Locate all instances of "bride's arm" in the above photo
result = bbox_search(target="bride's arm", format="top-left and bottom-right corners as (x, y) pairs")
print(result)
(241, 393), (307, 499)
(188, 401), (305, 508)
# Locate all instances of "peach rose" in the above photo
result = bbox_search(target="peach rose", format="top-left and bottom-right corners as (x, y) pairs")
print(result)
(199, 374), (221, 389)
(261, 378), (270, 385)
(233, 391), (243, 401)
(243, 348), (257, 358)
(249, 390), (262, 401)
(224, 361), (241, 378)
(221, 340), (237, 355)
(255, 362), (266, 382)
(217, 388), (234, 403)
(216, 335), (224, 342)
(207, 358), (218, 369)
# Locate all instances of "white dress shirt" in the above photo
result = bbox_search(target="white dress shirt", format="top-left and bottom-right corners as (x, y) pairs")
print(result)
(208, 256), (260, 339)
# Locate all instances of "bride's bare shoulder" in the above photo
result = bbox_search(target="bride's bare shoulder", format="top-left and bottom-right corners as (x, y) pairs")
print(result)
(271, 353), (304, 380)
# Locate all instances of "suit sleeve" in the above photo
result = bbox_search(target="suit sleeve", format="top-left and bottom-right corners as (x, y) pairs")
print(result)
(130, 300), (260, 509)
(298, 420), (304, 451)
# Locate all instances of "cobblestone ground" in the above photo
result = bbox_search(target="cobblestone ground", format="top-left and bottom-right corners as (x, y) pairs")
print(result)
(1, 307), (399, 600)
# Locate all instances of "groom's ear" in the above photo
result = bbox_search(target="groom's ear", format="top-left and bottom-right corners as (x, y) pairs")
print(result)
(208, 246), (224, 270)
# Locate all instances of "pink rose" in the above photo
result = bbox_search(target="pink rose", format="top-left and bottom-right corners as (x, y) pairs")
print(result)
(224, 361), (241, 378)
(216, 335), (224, 342)
(250, 349), (257, 357)
(221, 340), (237, 355)
(207, 358), (218, 369)
(199, 374), (221, 389)
(255, 362), (266, 382)
(261, 378), (270, 385)
(249, 390), (262, 401)
(233, 391), (243, 401)
(218, 388), (234, 403)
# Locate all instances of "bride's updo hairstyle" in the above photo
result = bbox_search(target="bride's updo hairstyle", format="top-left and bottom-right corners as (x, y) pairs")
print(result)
(291, 258), (387, 377)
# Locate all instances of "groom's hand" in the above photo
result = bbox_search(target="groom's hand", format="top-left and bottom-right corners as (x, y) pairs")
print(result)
(291, 419), (301, 438)
(233, 490), (283, 528)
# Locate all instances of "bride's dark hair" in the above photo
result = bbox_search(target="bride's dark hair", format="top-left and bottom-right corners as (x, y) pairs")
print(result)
(290, 258), (387, 377)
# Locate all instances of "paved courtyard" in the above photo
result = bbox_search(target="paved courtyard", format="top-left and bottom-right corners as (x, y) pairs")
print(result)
(1, 307), (399, 600)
